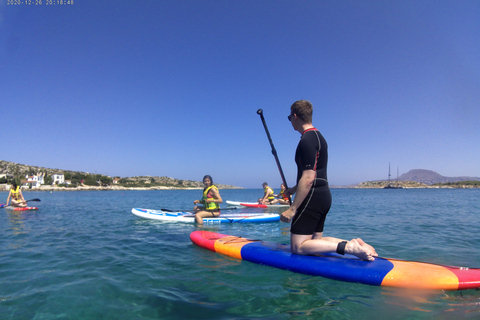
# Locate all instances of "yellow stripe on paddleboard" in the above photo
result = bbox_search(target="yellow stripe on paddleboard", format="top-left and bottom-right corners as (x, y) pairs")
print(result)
(214, 236), (256, 260)
(381, 259), (459, 290)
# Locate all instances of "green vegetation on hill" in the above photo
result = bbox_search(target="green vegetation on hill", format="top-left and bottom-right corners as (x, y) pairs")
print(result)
(0, 160), (240, 189)
(432, 180), (480, 187)
(356, 181), (427, 188)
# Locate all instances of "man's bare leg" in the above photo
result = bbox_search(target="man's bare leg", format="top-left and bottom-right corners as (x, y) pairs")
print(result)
(291, 233), (377, 261)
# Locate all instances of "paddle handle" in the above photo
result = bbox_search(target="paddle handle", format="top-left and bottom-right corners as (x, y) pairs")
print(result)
(257, 109), (291, 205)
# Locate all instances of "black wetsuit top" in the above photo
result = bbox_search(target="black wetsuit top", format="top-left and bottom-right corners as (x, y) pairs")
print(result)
(291, 128), (332, 235)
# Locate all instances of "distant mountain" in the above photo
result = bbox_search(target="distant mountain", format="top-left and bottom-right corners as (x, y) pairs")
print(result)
(398, 169), (480, 185)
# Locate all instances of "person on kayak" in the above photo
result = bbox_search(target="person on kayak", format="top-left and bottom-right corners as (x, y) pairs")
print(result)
(193, 175), (223, 224)
(6, 181), (27, 208)
(280, 100), (377, 261)
(271, 183), (290, 205)
(258, 182), (275, 205)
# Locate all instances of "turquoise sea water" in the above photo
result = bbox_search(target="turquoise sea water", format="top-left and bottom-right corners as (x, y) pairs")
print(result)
(1, 188), (480, 319)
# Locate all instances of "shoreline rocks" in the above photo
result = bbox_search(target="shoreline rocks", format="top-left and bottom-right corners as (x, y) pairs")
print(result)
(0, 184), (242, 192)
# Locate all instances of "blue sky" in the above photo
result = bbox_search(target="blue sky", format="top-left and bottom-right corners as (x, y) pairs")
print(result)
(1, 1), (479, 188)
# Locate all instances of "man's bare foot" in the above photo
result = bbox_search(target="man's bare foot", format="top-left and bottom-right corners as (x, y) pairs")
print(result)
(355, 238), (378, 257)
(345, 239), (375, 261)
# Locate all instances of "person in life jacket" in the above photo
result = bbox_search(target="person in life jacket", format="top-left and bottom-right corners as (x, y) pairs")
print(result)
(258, 182), (275, 205)
(271, 183), (290, 205)
(6, 182), (27, 207)
(193, 175), (223, 224)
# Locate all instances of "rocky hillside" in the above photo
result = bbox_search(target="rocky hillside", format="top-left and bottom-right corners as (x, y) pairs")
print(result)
(0, 160), (241, 189)
(0, 160), (61, 176)
(121, 176), (240, 189)
(355, 168), (480, 188)
(398, 169), (480, 185)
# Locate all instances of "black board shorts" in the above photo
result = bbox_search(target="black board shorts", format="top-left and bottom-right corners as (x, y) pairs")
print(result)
(291, 185), (332, 235)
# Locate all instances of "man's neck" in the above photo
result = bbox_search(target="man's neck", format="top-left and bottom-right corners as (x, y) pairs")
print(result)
(296, 123), (314, 134)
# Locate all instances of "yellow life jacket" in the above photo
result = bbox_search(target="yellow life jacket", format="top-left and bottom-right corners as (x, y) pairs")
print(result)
(202, 185), (220, 210)
(265, 186), (275, 200)
(11, 186), (21, 201)
(279, 189), (289, 200)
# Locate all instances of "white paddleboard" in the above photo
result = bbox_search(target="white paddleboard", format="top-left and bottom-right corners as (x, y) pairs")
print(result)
(131, 208), (280, 223)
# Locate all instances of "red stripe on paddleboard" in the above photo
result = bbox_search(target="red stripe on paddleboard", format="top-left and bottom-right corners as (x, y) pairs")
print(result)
(12, 207), (38, 211)
(190, 231), (230, 252)
(450, 267), (480, 290)
(240, 203), (267, 208)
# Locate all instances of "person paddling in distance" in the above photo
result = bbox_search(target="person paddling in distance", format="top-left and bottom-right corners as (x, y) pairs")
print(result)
(193, 175), (223, 225)
(6, 181), (27, 208)
(281, 100), (377, 261)
(258, 182), (275, 205)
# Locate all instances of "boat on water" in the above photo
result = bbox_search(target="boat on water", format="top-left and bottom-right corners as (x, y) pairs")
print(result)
(384, 163), (403, 189)
(384, 185), (403, 189)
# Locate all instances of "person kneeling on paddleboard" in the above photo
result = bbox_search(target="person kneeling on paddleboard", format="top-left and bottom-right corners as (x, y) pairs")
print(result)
(280, 100), (378, 261)
(6, 182), (27, 208)
(193, 175), (223, 225)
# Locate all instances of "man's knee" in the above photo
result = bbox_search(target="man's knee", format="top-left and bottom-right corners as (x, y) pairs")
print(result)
(291, 243), (303, 255)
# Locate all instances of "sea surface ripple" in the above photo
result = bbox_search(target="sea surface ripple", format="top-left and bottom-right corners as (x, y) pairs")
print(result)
(1, 188), (480, 319)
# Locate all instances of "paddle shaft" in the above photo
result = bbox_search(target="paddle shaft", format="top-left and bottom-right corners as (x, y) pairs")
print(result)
(256, 109), (292, 205)
(161, 207), (237, 213)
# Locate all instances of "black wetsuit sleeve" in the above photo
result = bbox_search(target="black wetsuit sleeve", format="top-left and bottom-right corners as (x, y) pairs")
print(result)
(296, 133), (319, 172)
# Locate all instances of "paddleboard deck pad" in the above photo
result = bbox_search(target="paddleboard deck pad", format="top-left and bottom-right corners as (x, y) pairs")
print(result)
(5, 206), (38, 211)
(190, 231), (480, 291)
(226, 200), (288, 208)
(132, 208), (279, 223)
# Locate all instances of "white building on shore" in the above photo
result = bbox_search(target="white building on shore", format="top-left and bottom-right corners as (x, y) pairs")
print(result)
(51, 173), (65, 185)
(0, 174), (14, 180)
(22, 172), (45, 189)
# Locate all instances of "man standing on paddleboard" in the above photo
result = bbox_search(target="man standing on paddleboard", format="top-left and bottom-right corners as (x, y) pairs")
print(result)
(280, 100), (377, 261)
